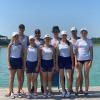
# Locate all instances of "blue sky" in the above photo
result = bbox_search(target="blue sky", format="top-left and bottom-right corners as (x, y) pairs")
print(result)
(0, 0), (100, 38)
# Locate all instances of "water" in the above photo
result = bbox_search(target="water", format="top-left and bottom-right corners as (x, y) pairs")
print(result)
(0, 45), (100, 88)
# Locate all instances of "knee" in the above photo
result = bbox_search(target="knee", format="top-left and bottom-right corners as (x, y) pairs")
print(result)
(10, 76), (14, 82)
(76, 75), (81, 81)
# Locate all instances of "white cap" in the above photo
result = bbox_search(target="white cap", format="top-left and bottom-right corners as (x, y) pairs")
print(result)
(80, 28), (88, 32)
(61, 31), (67, 35)
(44, 34), (51, 39)
(12, 32), (18, 37)
(29, 35), (34, 40)
(70, 27), (77, 32)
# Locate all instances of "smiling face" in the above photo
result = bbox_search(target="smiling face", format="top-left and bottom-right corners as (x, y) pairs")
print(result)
(61, 34), (67, 41)
(53, 32), (59, 38)
(13, 34), (19, 42)
(81, 30), (88, 38)
(44, 37), (51, 44)
(29, 38), (35, 45)
(35, 32), (41, 38)
(71, 30), (77, 37)
(19, 28), (25, 35)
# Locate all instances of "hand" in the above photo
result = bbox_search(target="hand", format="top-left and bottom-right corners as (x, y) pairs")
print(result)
(36, 66), (39, 72)
(89, 60), (92, 68)
(22, 63), (26, 71)
(72, 66), (74, 70)
(75, 61), (79, 68)
(8, 63), (12, 70)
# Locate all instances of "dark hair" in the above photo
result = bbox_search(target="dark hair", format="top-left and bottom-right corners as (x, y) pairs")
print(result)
(35, 29), (41, 34)
(66, 39), (70, 46)
(52, 26), (60, 33)
(19, 24), (25, 29)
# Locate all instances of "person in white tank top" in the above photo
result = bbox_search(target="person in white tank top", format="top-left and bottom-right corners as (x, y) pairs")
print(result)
(39, 34), (55, 97)
(75, 28), (93, 96)
(26, 35), (40, 98)
(6, 32), (25, 98)
(31, 29), (44, 93)
(56, 31), (74, 97)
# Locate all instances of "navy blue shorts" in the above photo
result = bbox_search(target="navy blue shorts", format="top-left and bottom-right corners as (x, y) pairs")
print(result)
(10, 58), (23, 69)
(26, 61), (38, 73)
(41, 59), (53, 72)
(58, 56), (72, 70)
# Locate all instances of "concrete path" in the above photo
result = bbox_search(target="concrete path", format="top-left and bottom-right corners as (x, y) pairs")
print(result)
(0, 87), (100, 100)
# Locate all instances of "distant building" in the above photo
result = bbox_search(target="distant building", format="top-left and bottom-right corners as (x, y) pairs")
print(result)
(0, 35), (10, 46)
(0, 35), (8, 40)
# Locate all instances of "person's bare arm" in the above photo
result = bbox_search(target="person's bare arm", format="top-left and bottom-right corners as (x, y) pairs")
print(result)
(70, 44), (74, 69)
(7, 43), (12, 69)
(22, 45), (26, 71)
(55, 47), (59, 71)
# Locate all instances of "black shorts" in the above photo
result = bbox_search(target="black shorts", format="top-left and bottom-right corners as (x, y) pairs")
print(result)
(77, 60), (91, 65)
(26, 61), (38, 73)
(10, 57), (23, 69)
(58, 56), (72, 70)
(41, 59), (53, 72)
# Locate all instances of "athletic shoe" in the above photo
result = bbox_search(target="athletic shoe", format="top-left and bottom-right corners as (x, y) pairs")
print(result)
(48, 92), (52, 97)
(42, 92), (47, 98)
(61, 91), (66, 97)
(75, 92), (79, 97)
(79, 90), (84, 94)
(10, 92), (15, 99)
(26, 93), (31, 99)
(65, 91), (71, 98)
(17, 92), (22, 98)
(33, 92), (38, 98)
(84, 92), (88, 96)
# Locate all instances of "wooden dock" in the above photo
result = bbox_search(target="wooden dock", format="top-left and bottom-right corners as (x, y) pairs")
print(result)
(0, 86), (100, 100)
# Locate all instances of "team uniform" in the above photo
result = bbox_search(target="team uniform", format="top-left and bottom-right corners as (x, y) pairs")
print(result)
(41, 45), (54, 72)
(75, 38), (93, 64)
(58, 41), (72, 70)
(10, 42), (23, 69)
(26, 45), (38, 73)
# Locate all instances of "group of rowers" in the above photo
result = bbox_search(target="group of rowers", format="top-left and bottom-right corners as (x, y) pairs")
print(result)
(6, 24), (93, 99)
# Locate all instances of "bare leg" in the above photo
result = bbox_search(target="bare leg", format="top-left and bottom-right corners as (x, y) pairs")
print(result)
(84, 61), (91, 93)
(76, 62), (83, 93)
(48, 72), (52, 92)
(42, 71), (47, 93)
(32, 73), (38, 93)
(66, 69), (72, 92)
(59, 69), (65, 92)
(27, 73), (32, 93)
(17, 69), (22, 93)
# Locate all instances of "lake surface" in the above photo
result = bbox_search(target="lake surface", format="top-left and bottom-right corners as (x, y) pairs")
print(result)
(0, 46), (100, 88)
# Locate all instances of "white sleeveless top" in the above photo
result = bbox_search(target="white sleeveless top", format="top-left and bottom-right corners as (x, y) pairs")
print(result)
(26, 45), (38, 62)
(58, 41), (71, 57)
(41, 46), (53, 60)
(75, 38), (93, 60)
(10, 43), (22, 58)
